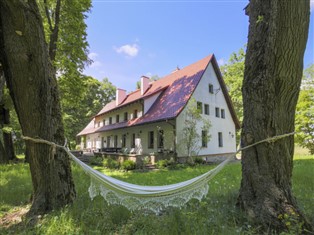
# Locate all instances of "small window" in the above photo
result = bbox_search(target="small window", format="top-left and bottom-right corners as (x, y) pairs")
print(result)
(148, 131), (154, 149)
(116, 115), (120, 123)
(215, 107), (220, 118)
(197, 102), (203, 114)
(218, 132), (223, 147)
(131, 133), (136, 148)
(134, 110), (138, 119)
(109, 117), (112, 125)
(103, 119), (106, 126)
(158, 130), (164, 148)
(107, 136), (111, 148)
(124, 112), (128, 121)
(221, 109), (225, 119)
(204, 104), (209, 115)
(202, 130), (208, 147)
(122, 134), (126, 148)
(97, 122), (100, 127)
(114, 135), (118, 147)
(209, 84), (214, 94)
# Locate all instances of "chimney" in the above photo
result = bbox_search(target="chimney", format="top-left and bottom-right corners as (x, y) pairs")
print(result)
(141, 76), (150, 95)
(116, 88), (126, 106)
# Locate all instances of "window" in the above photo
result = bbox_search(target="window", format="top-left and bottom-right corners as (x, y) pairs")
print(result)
(209, 84), (214, 94)
(148, 131), (154, 149)
(131, 133), (136, 148)
(107, 136), (111, 148)
(197, 102), (203, 114)
(202, 130), (208, 147)
(103, 119), (106, 126)
(215, 107), (220, 117)
(204, 104), (209, 115)
(124, 112), (128, 121)
(134, 110), (138, 119)
(109, 117), (112, 125)
(116, 114), (120, 123)
(114, 135), (118, 147)
(97, 122), (100, 127)
(122, 134), (126, 148)
(221, 109), (225, 119)
(158, 130), (164, 148)
(218, 132), (223, 147)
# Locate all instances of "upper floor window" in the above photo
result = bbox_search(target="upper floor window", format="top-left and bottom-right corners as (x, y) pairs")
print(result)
(103, 119), (106, 126)
(215, 107), (220, 118)
(221, 109), (225, 119)
(197, 102), (203, 114)
(209, 84), (214, 94)
(109, 117), (112, 125)
(202, 130), (208, 147)
(204, 104), (209, 115)
(134, 109), (138, 119)
(116, 114), (120, 123)
(124, 112), (128, 121)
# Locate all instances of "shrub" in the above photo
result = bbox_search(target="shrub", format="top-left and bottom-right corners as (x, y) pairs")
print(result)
(121, 160), (136, 171)
(103, 158), (120, 169)
(156, 159), (169, 169)
(90, 156), (103, 166)
(194, 157), (206, 165)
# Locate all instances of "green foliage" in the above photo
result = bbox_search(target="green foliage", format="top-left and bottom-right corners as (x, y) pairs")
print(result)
(1, 156), (313, 234)
(120, 160), (136, 171)
(220, 47), (245, 123)
(89, 156), (103, 166)
(295, 64), (314, 154)
(102, 158), (120, 169)
(155, 159), (169, 169)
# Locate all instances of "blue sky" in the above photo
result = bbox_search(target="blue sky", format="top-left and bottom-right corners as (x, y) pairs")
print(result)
(84, 0), (314, 92)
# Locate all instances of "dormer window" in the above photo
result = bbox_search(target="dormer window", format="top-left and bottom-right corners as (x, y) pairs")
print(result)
(134, 110), (138, 119)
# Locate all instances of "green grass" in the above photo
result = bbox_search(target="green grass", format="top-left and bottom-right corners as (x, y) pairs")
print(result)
(0, 155), (313, 235)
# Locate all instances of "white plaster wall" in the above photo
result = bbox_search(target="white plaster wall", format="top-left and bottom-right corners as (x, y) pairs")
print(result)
(143, 91), (162, 114)
(176, 62), (236, 157)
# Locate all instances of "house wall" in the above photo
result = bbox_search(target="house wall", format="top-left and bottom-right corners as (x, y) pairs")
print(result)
(85, 121), (175, 155)
(176, 62), (237, 157)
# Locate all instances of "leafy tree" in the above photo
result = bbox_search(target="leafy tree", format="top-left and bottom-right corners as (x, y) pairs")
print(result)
(59, 76), (116, 147)
(238, 0), (312, 233)
(220, 47), (245, 122)
(295, 64), (314, 154)
(178, 98), (211, 158)
(0, 0), (75, 215)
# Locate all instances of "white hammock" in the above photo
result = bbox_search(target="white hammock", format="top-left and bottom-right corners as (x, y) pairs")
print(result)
(69, 151), (232, 213)
(22, 132), (294, 214)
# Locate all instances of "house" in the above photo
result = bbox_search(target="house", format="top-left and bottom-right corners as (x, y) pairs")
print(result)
(77, 54), (240, 159)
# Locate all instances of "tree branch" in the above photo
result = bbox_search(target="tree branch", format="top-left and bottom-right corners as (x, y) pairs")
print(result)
(44, 0), (53, 32)
(48, 0), (61, 62)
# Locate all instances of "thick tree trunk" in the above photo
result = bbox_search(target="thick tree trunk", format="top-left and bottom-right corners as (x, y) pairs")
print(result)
(238, 0), (312, 233)
(0, 0), (76, 215)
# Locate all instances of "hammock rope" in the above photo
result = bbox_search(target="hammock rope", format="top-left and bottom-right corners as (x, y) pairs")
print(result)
(22, 132), (295, 213)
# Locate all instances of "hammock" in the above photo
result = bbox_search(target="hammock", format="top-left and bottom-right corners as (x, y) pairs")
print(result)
(22, 132), (294, 213)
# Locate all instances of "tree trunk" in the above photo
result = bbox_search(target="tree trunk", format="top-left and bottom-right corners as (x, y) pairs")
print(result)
(0, 0), (76, 216)
(238, 0), (312, 233)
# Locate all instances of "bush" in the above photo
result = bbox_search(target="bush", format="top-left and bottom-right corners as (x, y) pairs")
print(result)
(194, 157), (206, 165)
(90, 156), (103, 166)
(121, 160), (136, 171)
(156, 159), (169, 169)
(103, 158), (120, 169)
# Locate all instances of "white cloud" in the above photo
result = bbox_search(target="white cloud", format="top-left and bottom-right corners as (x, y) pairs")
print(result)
(88, 52), (102, 68)
(114, 44), (139, 57)
(217, 58), (226, 66)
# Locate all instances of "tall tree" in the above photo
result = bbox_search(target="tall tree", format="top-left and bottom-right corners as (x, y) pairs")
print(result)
(0, 0), (75, 215)
(238, 0), (312, 233)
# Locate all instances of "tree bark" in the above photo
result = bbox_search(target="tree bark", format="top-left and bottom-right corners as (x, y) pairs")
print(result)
(238, 0), (312, 233)
(0, 0), (76, 216)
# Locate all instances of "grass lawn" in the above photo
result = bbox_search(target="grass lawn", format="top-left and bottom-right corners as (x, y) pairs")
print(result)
(0, 153), (313, 234)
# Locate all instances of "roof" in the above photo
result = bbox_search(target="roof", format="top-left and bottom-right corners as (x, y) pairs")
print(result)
(77, 54), (240, 136)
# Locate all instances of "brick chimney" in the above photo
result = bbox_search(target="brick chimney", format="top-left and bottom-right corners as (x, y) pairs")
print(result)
(141, 76), (150, 95)
(116, 88), (126, 106)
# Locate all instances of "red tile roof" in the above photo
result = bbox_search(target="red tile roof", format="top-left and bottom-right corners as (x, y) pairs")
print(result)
(77, 54), (240, 136)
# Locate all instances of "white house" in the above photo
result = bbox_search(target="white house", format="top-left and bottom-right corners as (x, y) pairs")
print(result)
(77, 54), (240, 158)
